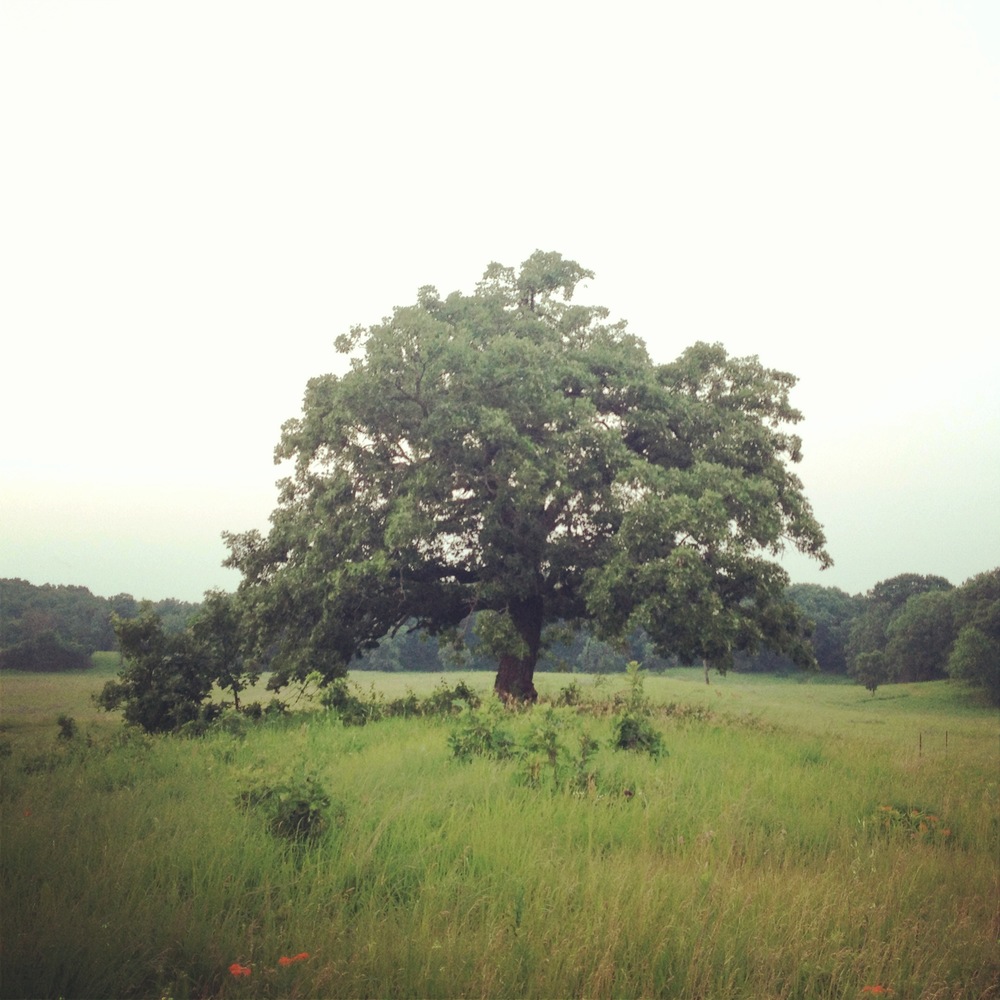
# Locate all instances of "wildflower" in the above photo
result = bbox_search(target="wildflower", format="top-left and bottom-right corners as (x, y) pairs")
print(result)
(861, 986), (893, 995)
(229, 963), (251, 977)
(279, 952), (310, 966)
(23, 809), (31, 818)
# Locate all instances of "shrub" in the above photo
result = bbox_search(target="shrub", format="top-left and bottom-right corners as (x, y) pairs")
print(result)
(448, 705), (516, 761)
(319, 678), (384, 725)
(611, 662), (667, 758)
(611, 714), (666, 758)
(239, 772), (336, 842)
(420, 679), (481, 715)
(552, 679), (584, 707)
(56, 714), (78, 741)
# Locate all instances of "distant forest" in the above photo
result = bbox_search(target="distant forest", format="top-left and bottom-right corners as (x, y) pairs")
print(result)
(1, 572), (996, 704)
(0, 579), (199, 671)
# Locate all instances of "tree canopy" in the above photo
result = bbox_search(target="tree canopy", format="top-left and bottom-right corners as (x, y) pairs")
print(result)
(946, 568), (1000, 704)
(225, 251), (831, 700)
(846, 572), (953, 683)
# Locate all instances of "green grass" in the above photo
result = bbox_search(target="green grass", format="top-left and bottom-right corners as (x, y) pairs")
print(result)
(1, 667), (997, 998)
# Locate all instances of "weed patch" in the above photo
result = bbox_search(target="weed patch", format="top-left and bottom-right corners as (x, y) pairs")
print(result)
(239, 770), (340, 842)
(869, 803), (954, 845)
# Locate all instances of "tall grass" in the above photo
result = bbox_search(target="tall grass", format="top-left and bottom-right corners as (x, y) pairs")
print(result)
(1, 670), (997, 998)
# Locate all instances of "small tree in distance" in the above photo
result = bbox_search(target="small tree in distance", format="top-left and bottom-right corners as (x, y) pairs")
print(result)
(190, 590), (259, 711)
(97, 596), (260, 732)
(97, 607), (212, 733)
(224, 251), (832, 701)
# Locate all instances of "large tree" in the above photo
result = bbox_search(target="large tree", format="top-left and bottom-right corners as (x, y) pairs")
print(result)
(947, 568), (1000, 705)
(846, 572), (953, 681)
(225, 251), (831, 700)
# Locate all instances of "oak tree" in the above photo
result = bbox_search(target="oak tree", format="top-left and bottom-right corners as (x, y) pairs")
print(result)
(224, 251), (831, 700)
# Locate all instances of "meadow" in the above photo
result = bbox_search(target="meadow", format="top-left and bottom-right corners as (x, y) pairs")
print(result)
(0, 661), (997, 999)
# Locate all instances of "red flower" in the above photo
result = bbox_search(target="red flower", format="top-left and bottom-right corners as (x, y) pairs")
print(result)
(229, 963), (251, 977)
(279, 952), (310, 966)
(861, 987), (893, 995)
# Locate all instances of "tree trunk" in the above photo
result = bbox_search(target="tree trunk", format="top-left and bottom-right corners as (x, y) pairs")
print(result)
(494, 652), (538, 703)
(493, 594), (543, 703)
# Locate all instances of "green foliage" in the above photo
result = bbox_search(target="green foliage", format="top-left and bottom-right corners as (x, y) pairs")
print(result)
(949, 625), (999, 704)
(611, 714), (666, 757)
(96, 595), (272, 733)
(843, 569), (998, 700)
(885, 589), (955, 682)
(447, 703), (517, 761)
(517, 707), (604, 793)
(0, 577), (200, 657)
(322, 675), (482, 725)
(610, 662), (666, 757)
(238, 771), (335, 842)
(419, 678), (481, 714)
(224, 251), (830, 700)
(189, 589), (259, 708)
(748, 583), (863, 674)
(0, 631), (92, 672)
(853, 651), (888, 695)
(947, 569), (1000, 705)
(96, 608), (213, 733)
(55, 714), (78, 741)
(553, 678), (584, 706)
(319, 677), (385, 725)
(847, 573), (953, 681)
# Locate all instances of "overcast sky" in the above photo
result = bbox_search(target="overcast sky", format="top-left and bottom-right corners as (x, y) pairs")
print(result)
(2, 0), (998, 604)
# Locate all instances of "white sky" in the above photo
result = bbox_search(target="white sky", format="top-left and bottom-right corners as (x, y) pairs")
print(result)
(2, 0), (998, 604)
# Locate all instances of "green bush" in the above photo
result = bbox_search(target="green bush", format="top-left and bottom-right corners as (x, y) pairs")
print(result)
(56, 714), (78, 741)
(610, 661), (667, 758)
(420, 679), (481, 715)
(239, 771), (336, 842)
(448, 704), (516, 761)
(611, 713), (666, 758)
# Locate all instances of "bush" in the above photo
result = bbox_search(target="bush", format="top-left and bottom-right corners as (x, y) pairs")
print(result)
(239, 772), (337, 842)
(610, 661), (667, 758)
(319, 678), (384, 725)
(56, 714), (78, 741)
(420, 679), (481, 715)
(448, 705), (516, 761)
(611, 714), (666, 758)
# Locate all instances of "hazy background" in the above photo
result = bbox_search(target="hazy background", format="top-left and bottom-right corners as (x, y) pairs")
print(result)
(2, 0), (998, 603)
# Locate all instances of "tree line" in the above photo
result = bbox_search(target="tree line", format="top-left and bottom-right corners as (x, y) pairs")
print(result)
(3, 565), (995, 734)
(0, 578), (200, 671)
(841, 569), (999, 702)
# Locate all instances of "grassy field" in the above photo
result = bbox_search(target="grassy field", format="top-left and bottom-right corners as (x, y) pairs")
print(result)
(1, 665), (997, 999)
